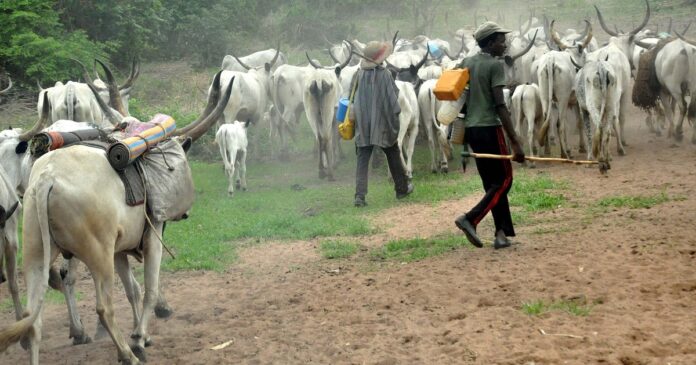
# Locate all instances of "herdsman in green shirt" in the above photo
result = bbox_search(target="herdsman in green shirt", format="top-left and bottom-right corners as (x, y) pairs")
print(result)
(454, 22), (525, 249)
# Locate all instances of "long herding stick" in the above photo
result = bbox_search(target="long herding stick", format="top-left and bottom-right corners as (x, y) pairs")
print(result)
(461, 151), (598, 165)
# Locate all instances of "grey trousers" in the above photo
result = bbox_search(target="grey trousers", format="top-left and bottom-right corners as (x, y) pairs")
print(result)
(355, 143), (408, 199)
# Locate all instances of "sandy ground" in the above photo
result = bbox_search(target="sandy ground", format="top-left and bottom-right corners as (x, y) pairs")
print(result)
(2, 105), (696, 364)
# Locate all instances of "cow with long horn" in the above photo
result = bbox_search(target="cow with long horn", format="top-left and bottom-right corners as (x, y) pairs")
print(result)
(221, 42), (287, 72)
(594, 0), (651, 70)
(303, 44), (353, 181)
(0, 64), (233, 364)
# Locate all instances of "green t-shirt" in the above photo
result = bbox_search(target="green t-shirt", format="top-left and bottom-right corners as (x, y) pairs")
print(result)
(461, 53), (506, 128)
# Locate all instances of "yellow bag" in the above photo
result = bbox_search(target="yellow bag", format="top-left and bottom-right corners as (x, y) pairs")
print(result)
(338, 75), (359, 140)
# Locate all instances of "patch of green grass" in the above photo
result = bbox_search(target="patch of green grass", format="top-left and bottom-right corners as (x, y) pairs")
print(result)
(320, 240), (359, 259)
(370, 234), (471, 262)
(597, 192), (670, 210)
(511, 172), (567, 212)
(522, 298), (597, 317)
(1, 290), (82, 312)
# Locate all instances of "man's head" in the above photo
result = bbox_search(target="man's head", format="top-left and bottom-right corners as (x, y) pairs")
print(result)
(474, 21), (511, 57)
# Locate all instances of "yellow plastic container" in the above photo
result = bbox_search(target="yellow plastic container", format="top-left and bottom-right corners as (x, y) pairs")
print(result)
(434, 68), (469, 101)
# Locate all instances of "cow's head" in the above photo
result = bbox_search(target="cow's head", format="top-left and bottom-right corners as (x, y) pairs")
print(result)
(306, 42), (353, 78)
(385, 47), (429, 93)
(550, 20), (593, 65)
(594, 0), (650, 63)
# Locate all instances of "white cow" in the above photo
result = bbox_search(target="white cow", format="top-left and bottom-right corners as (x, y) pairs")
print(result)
(594, 0), (651, 70)
(394, 81), (420, 179)
(270, 63), (315, 156)
(221, 45), (287, 72)
(216, 121), (248, 195)
(511, 83), (543, 167)
(536, 51), (577, 158)
(0, 165), (21, 325)
(418, 78), (452, 173)
(654, 38), (696, 143)
(575, 60), (620, 173)
(217, 49), (280, 127)
(303, 68), (342, 181)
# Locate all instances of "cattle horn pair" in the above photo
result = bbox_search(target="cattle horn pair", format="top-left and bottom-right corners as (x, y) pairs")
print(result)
(385, 47), (430, 73)
(307, 42), (353, 74)
(550, 20), (592, 51)
(594, 0), (650, 36)
(0, 78), (12, 96)
(327, 41), (353, 65)
(232, 42), (281, 71)
(84, 58), (140, 93)
(505, 30), (538, 66)
(443, 36), (468, 60)
(17, 90), (50, 142)
(76, 59), (128, 125)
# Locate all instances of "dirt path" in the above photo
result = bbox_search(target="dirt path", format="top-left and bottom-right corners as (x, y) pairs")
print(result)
(2, 107), (696, 364)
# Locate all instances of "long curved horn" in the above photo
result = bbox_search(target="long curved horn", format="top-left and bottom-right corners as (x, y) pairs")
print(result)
(667, 17), (673, 34)
(335, 42), (353, 71)
(327, 47), (341, 64)
(570, 19), (590, 41)
(94, 59), (128, 117)
(119, 58), (140, 91)
(628, 0), (651, 36)
(675, 31), (696, 47)
(633, 39), (655, 49)
(174, 70), (224, 136)
(268, 41), (281, 68)
(511, 30), (538, 61)
(570, 57), (583, 70)
(581, 20), (593, 49)
(231, 52), (252, 70)
(18, 91), (50, 141)
(0, 78), (11, 95)
(305, 52), (323, 69)
(683, 21), (692, 35)
(550, 20), (568, 50)
(392, 31), (400, 48)
(185, 76), (234, 143)
(36, 80), (44, 91)
(413, 47), (430, 70)
(594, 4), (619, 36)
(75, 59), (124, 125)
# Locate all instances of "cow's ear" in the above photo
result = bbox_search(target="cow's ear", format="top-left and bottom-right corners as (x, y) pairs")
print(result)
(334, 66), (341, 77)
(15, 141), (28, 154)
(264, 63), (271, 72)
(504, 56), (514, 66)
(181, 137), (192, 153)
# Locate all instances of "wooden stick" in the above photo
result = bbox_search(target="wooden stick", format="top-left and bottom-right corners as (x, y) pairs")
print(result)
(463, 152), (599, 165)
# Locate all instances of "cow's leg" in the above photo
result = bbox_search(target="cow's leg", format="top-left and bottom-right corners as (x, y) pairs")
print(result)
(324, 134), (336, 181)
(422, 121), (438, 173)
(130, 222), (164, 361)
(675, 96), (688, 142)
(557, 103), (572, 159)
(114, 254), (143, 335)
(60, 258), (93, 344)
(525, 112), (537, 168)
(89, 256), (140, 364)
(238, 149), (248, 191)
(619, 94), (629, 147)
(317, 137), (326, 179)
(435, 125), (451, 173)
(22, 247), (59, 362)
(660, 91), (676, 138)
(612, 102), (626, 156)
(404, 122), (418, 179)
(4, 236), (22, 321)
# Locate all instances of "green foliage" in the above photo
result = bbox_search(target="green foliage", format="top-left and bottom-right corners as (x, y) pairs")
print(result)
(522, 297), (596, 317)
(597, 192), (671, 210)
(371, 234), (471, 262)
(0, 0), (107, 84)
(510, 172), (567, 212)
(320, 240), (359, 259)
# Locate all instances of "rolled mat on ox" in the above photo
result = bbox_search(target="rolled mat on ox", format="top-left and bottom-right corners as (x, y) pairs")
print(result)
(107, 114), (176, 170)
(30, 129), (106, 158)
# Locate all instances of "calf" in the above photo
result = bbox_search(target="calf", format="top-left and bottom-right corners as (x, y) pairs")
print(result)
(215, 121), (249, 195)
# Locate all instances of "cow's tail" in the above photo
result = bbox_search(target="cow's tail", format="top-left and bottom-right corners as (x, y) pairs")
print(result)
(537, 61), (554, 146)
(66, 82), (76, 121)
(686, 44), (696, 122)
(513, 88), (523, 133)
(0, 179), (53, 352)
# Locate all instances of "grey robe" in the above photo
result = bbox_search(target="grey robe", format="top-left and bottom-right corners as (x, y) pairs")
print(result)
(353, 67), (401, 148)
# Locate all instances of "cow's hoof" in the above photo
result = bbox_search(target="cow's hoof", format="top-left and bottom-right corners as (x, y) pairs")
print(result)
(318, 170), (327, 179)
(72, 333), (92, 345)
(655, 130), (662, 137)
(20, 336), (30, 351)
(235, 180), (241, 189)
(144, 336), (153, 347)
(241, 187), (248, 191)
(674, 132), (684, 142)
(578, 146), (587, 154)
(441, 167), (449, 174)
(0, 272), (5, 284)
(154, 305), (173, 319)
(131, 345), (147, 363)
(618, 148), (626, 156)
(327, 175), (336, 182)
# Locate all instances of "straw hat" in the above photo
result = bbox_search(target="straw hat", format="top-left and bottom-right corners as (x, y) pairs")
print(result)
(360, 41), (392, 67)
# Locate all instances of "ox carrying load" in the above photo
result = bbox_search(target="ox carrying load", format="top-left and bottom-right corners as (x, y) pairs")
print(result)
(633, 38), (673, 110)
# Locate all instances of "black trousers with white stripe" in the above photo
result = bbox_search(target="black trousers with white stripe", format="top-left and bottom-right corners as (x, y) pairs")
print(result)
(464, 126), (516, 237)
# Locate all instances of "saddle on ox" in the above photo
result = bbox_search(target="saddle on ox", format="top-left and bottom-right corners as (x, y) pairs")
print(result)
(28, 114), (192, 223)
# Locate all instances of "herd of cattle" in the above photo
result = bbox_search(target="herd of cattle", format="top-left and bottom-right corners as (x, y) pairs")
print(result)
(0, 0), (695, 363)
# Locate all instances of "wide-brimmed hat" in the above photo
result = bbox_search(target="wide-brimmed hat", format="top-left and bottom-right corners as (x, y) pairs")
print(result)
(361, 41), (392, 66)
(473, 21), (512, 42)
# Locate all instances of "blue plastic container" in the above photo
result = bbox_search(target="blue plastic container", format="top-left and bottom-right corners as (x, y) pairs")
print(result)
(336, 97), (350, 121)
(428, 42), (442, 59)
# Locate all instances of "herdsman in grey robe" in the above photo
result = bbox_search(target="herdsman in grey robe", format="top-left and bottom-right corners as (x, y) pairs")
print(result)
(351, 41), (413, 207)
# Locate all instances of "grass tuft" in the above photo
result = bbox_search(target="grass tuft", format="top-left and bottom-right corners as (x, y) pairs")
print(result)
(522, 297), (597, 317)
(597, 192), (671, 209)
(371, 234), (471, 262)
(320, 240), (359, 259)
